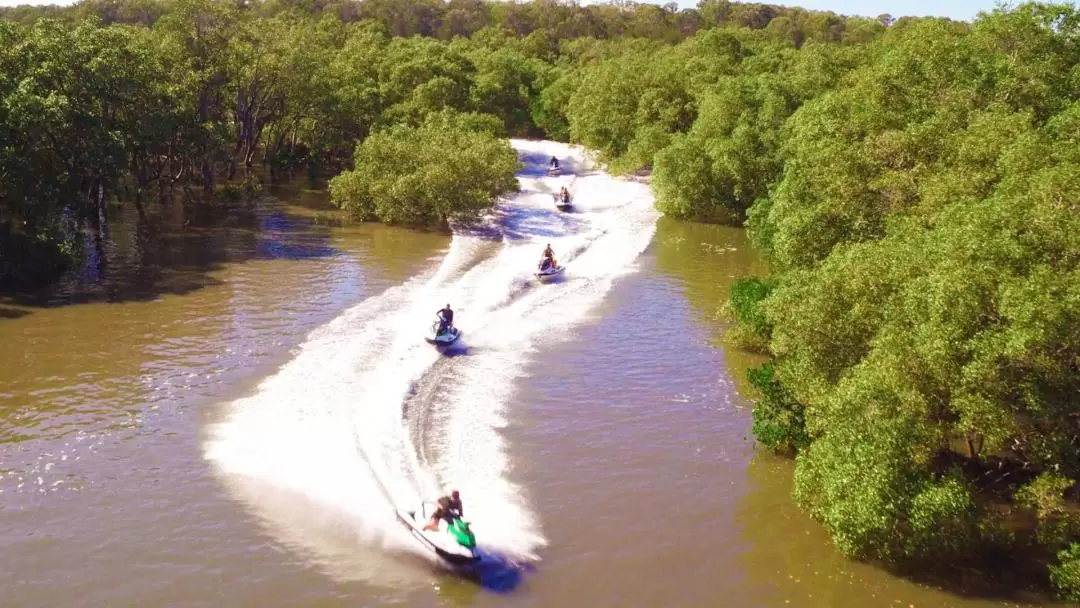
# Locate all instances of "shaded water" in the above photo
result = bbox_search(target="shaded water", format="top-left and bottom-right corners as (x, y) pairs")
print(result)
(0, 172), (1062, 605)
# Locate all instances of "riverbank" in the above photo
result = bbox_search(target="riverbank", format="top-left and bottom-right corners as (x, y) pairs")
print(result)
(1, 170), (1069, 605)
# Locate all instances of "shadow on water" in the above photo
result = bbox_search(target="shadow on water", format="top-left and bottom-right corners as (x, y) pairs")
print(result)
(433, 550), (533, 604)
(472, 549), (533, 593)
(545, 276), (569, 287)
(644, 216), (1067, 606)
(457, 205), (585, 244)
(737, 452), (1066, 607)
(499, 202), (585, 241)
(0, 194), (341, 313)
(517, 150), (561, 178)
(516, 148), (592, 179)
(0, 306), (30, 319)
(439, 343), (477, 358)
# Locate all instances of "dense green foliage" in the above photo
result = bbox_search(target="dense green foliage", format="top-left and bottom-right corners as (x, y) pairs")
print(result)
(329, 111), (519, 225)
(714, 2), (1080, 598)
(748, 360), (808, 455)
(3, 0), (1078, 598)
(1052, 543), (1080, 602)
(0, 0), (890, 286)
(722, 276), (774, 350)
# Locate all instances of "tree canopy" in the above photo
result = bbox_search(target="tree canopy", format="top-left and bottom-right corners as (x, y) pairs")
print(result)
(329, 110), (520, 226)
(723, 4), (1080, 600)
(0, 0), (891, 287)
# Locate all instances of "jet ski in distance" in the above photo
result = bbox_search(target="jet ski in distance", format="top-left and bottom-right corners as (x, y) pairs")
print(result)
(396, 502), (480, 567)
(547, 156), (561, 176)
(426, 319), (461, 346)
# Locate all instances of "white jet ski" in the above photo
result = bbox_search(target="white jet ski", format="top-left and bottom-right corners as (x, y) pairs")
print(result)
(552, 193), (572, 211)
(536, 259), (565, 282)
(547, 163), (561, 176)
(426, 319), (461, 346)
(396, 502), (480, 567)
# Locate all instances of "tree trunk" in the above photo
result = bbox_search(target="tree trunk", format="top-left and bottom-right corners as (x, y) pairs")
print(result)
(199, 88), (215, 194)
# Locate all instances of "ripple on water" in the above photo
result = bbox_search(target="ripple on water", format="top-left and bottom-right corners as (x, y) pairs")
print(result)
(0, 199), (443, 503)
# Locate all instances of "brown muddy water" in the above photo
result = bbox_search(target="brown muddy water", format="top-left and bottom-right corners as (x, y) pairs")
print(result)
(0, 187), (1062, 607)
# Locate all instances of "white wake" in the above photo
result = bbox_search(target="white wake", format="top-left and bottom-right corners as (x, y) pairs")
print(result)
(202, 139), (660, 583)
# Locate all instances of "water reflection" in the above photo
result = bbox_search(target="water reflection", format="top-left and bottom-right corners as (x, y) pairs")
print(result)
(257, 209), (337, 260)
(736, 452), (1067, 607)
(0, 185), (447, 494)
(650, 217), (768, 396)
(0, 306), (28, 319)
(1, 193), (345, 311)
(651, 218), (1061, 608)
(651, 217), (768, 330)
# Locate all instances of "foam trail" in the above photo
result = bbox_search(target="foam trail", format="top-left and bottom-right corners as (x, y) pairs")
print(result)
(203, 139), (660, 582)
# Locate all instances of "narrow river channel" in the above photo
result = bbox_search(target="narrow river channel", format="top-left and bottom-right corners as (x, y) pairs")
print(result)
(0, 143), (1058, 608)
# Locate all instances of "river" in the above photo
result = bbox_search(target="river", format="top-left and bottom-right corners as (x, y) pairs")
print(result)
(0, 142), (1057, 607)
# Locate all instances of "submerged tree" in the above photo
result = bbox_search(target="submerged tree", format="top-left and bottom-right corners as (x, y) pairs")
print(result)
(328, 110), (520, 227)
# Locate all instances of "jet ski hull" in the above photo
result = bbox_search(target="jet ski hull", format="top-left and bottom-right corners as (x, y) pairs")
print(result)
(536, 265), (565, 281)
(425, 327), (462, 346)
(396, 505), (480, 567)
(551, 192), (571, 210)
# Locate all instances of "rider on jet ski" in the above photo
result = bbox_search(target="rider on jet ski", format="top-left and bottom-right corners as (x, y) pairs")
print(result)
(448, 490), (463, 518)
(436, 304), (453, 335)
(424, 496), (454, 531)
(559, 187), (570, 204)
(423, 491), (464, 531)
(549, 156), (559, 170)
(541, 244), (556, 271)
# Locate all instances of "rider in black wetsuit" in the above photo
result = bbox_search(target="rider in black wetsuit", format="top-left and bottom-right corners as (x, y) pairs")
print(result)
(550, 156), (559, 170)
(436, 304), (453, 335)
